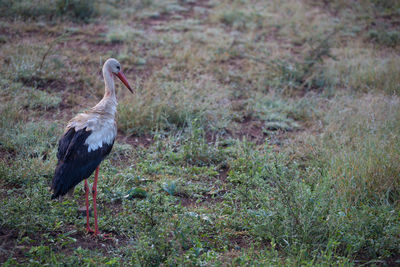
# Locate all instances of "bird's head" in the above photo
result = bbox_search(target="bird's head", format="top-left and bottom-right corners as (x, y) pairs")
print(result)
(105, 58), (134, 94)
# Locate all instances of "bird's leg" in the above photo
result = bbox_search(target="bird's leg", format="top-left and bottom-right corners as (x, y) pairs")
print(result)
(84, 179), (94, 233)
(92, 166), (100, 238)
(91, 166), (111, 239)
(92, 166), (99, 236)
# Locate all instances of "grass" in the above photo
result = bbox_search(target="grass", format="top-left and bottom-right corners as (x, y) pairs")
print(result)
(325, 46), (400, 94)
(322, 94), (400, 204)
(0, 0), (399, 265)
(0, 0), (97, 22)
(117, 76), (231, 135)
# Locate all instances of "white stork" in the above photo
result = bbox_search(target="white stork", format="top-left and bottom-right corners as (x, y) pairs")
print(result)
(51, 58), (133, 236)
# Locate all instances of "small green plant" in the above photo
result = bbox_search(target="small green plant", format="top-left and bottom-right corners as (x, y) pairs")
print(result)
(105, 24), (143, 44)
(0, 0), (97, 21)
(368, 29), (400, 47)
(368, 0), (400, 9)
(275, 31), (336, 93)
(56, 0), (96, 22)
(219, 10), (248, 27)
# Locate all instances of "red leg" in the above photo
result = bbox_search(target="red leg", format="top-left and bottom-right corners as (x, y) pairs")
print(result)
(84, 179), (94, 233)
(91, 166), (111, 239)
(93, 166), (100, 235)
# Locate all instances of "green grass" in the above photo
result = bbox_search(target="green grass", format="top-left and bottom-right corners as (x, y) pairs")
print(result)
(0, 0), (97, 22)
(0, 0), (399, 265)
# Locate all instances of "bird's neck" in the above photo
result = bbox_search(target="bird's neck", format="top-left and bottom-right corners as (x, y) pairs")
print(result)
(103, 67), (116, 99)
(91, 67), (118, 117)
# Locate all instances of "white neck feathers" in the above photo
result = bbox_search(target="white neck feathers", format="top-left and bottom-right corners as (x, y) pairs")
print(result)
(103, 64), (116, 99)
(90, 61), (118, 116)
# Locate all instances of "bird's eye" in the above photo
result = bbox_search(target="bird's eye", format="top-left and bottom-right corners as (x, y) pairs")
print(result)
(117, 66), (120, 70)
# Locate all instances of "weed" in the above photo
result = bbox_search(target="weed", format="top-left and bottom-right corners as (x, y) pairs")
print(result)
(367, 29), (400, 47)
(56, 0), (96, 22)
(105, 23), (145, 44)
(0, 0), (97, 22)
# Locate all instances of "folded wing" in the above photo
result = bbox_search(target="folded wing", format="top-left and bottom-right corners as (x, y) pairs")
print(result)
(51, 127), (114, 199)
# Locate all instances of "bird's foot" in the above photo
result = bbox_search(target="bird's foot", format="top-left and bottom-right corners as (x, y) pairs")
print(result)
(86, 228), (113, 239)
(98, 232), (113, 240)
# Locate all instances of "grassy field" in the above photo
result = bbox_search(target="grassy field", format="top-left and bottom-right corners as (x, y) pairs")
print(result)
(0, 0), (399, 265)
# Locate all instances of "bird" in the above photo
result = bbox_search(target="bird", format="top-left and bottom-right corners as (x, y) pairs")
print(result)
(51, 58), (133, 236)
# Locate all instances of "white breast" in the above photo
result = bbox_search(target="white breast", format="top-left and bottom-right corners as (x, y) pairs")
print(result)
(84, 118), (117, 152)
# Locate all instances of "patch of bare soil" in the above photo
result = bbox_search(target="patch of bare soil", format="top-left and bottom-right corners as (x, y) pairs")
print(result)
(218, 166), (229, 183)
(355, 252), (400, 267)
(233, 116), (267, 145)
(140, 0), (211, 28)
(0, 229), (21, 264)
(383, 255), (400, 267)
(228, 232), (252, 250)
(179, 194), (224, 208)
(0, 146), (16, 162)
(179, 168), (228, 208)
(118, 133), (154, 148)
(54, 227), (124, 253)
(141, 12), (172, 27)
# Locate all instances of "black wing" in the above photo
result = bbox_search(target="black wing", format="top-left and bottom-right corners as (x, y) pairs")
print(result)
(56, 127), (81, 161)
(51, 128), (114, 199)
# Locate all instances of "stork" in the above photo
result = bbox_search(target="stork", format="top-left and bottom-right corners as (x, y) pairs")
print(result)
(51, 58), (133, 236)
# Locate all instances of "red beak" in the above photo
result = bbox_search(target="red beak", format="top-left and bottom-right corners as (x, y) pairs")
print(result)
(115, 71), (134, 94)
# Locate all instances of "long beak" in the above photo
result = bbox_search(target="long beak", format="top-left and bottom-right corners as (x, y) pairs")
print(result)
(115, 71), (134, 94)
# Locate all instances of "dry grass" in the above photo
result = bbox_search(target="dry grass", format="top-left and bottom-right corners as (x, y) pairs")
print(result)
(323, 94), (400, 205)
(290, 92), (400, 206)
(326, 45), (400, 94)
(118, 72), (231, 135)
